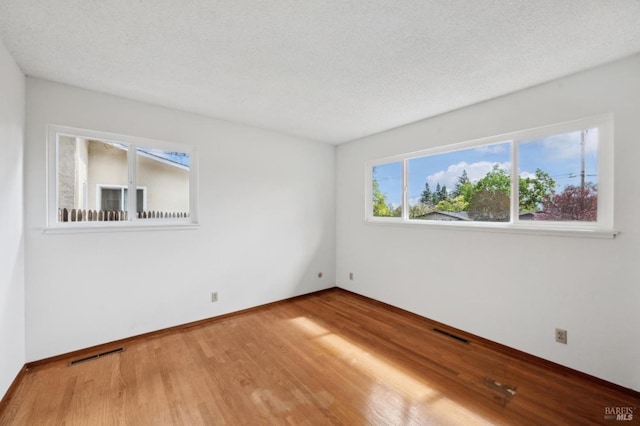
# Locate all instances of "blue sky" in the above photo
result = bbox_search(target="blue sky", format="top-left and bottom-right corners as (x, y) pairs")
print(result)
(138, 147), (190, 167)
(373, 129), (598, 207)
(112, 143), (191, 168)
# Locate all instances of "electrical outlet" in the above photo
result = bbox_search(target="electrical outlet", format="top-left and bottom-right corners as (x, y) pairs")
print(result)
(555, 328), (567, 344)
(318, 272), (323, 278)
(211, 292), (218, 303)
(349, 272), (354, 280)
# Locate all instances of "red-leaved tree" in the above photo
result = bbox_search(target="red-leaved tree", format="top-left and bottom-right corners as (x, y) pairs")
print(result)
(536, 183), (597, 222)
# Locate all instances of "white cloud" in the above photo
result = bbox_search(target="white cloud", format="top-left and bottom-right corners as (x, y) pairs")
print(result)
(425, 161), (510, 190)
(531, 129), (598, 161)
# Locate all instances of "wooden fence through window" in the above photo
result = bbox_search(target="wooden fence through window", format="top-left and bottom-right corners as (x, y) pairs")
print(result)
(58, 208), (189, 222)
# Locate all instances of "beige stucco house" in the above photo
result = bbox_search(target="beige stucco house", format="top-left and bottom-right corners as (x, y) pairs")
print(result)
(57, 136), (189, 220)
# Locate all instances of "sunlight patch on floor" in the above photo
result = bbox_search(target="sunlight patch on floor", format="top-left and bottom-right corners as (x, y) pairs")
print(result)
(289, 316), (493, 425)
(289, 316), (330, 337)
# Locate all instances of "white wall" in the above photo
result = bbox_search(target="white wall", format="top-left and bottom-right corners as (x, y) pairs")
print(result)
(336, 54), (640, 391)
(25, 78), (336, 361)
(0, 40), (25, 397)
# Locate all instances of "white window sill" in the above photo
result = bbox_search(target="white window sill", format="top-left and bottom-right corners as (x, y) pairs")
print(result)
(365, 219), (618, 239)
(43, 222), (199, 234)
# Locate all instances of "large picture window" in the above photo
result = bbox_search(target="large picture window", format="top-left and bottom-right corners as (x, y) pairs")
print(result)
(366, 115), (614, 235)
(48, 125), (198, 228)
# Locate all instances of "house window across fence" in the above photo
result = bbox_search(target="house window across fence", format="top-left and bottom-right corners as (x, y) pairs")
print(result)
(48, 126), (198, 229)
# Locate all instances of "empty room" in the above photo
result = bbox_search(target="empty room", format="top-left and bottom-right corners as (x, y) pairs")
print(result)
(1, 1), (639, 424)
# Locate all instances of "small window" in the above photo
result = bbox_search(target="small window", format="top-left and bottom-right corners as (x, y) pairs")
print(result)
(366, 115), (613, 235)
(48, 126), (197, 227)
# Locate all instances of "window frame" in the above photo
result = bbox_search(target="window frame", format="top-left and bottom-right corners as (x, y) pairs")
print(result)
(365, 114), (616, 238)
(46, 125), (199, 232)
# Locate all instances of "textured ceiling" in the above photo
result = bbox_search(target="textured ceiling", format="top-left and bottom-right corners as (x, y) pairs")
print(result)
(1, 1), (640, 144)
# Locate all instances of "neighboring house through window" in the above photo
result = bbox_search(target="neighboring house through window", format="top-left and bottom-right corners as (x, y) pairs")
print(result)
(97, 185), (146, 212)
(48, 125), (198, 227)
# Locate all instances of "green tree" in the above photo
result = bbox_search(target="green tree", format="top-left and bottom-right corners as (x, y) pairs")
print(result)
(467, 165), (510, 221)
(433, 183), (442, 205)
(420, 182), (433, 206)
(416, 165), (555, 219)
(458, 182), (475, 204)
(469, 165), (555, 216)
(468, 189), (510, 221)
(431, 183), (449, 205)
(474, 164), (510, 195)
(372, 179), (391, 217)
(436, 195), (468, 212)
(519, 169), (556, 212)
(452, 170), (470, 198)
(438, 184), (448, 203)
(453, 170), (475, 206)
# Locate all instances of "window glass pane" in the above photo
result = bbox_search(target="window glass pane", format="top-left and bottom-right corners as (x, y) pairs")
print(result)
(518, 129), (597, 222)
(101, 188), (122, 210)
(136, 189), (145, 212)
(122, 188), (145, 211)
(136, 147), (190, 219)
(52, 126), (196, 227)
(408, 142), (511, 222)
(372, 162), (402, 217)
(57, 137), (129, 222)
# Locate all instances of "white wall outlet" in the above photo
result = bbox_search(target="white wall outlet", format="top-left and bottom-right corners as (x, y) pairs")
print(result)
(211, 292), (218, 302)
(349, 272), (354, 280)
(555, 328), (567, 344)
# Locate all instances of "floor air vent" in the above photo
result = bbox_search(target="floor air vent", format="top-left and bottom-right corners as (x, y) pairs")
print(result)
(432, 328), (469, 344)
(68, 347), (125, 366)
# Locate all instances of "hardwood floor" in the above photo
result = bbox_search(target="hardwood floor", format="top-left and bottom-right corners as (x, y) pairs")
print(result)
(1, 288), (638, 425)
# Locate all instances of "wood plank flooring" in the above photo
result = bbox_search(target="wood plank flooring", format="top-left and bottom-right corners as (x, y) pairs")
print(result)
(1, 288), (638, 425)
